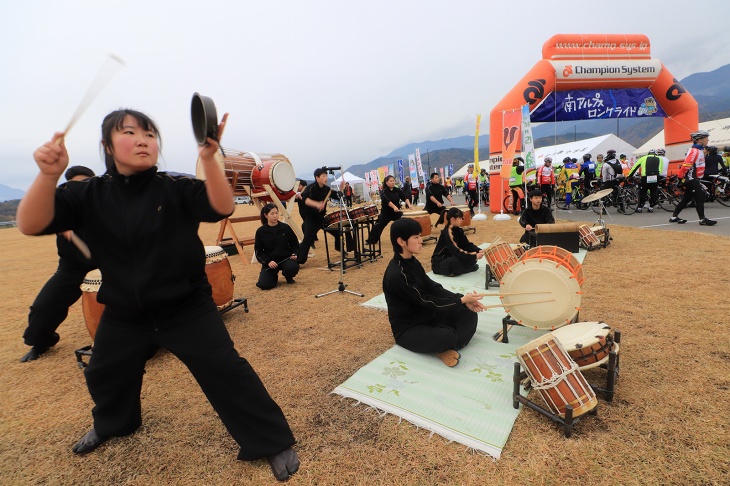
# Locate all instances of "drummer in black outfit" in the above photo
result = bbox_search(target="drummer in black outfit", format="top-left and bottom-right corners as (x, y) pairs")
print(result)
(255, 203), (300, 289)
(366, 175), (412, 245)
(431, 207), (485, 277)
(519, 189), (555, 245)
(296, 168), (353, 265)
(424, 172), (455, 227)
(20, 165), (97, 362)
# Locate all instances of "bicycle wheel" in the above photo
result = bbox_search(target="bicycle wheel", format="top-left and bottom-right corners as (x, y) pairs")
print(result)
(617, 188), (638, 214)
(714, 182), (730, 207)
(657, 188), (678, 211)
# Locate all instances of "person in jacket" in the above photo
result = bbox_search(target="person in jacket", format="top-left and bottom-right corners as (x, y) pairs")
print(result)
(424, 172), (454, 227)
(536, 157), (556, 209)
(382, 218), (486, 367)
(366, 175), (412, 245)
(254, 203), (300, 289)
(20, 165), (97, 362)
(519, 189), (555, 245)
(670, 130), (717, 226)
(628, 150), (663, 212)
(431, 207), (484, 277)
(17, 109), (299, 481)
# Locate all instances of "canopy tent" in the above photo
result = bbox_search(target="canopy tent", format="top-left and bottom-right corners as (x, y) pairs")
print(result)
(331, 171), (369, 201)
(634, 116), (730, 160)
(532, 134), (637, 169)
(452, 161), (490, 179)
(333, 171), (366, 184)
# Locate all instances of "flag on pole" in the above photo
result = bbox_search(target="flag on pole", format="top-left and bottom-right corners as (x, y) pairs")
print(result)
(474, 114), (481, 173)
(370, 170), (378, 191)
(521, 104), (535, 170)
(409, 154), (418, 186)
(415, 149), (424, 178)
(500, 109), (522, 179)
(397, 159), (404, 185)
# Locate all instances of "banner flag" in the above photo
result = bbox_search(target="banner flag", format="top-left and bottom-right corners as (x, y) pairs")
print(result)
(409, 154), (418, 186)
(474, 114), (481, 173)
(397, 159), (404, 185)
(448, 164), (454, 177)
(500, 109), (522, 179)
(388, 164), (395, 179)
(377, 167), (385, 186)
(521, 104), (535, 170)
(370, 170), (378, 191)
(415, 149), (424, 178)
(439, 167), (445, 182)
(530, 88), (667, 122)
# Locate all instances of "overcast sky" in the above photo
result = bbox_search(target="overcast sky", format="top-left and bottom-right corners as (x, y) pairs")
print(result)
(2, 0), (729, 190)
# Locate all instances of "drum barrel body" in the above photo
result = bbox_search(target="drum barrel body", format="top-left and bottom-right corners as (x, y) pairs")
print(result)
(404, 211), (431, 237)
(205, 247), (235, 309)
(81, 270), (104, 340)
(485, 243), (519, 281)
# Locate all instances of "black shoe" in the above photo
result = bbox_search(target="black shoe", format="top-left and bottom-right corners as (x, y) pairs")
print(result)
(20, 345), (50, 362)
(286, 277), (296, 284)
(311, 243), (316, 249)
(267, 447), (300, 481)
(72, 428), (109, 455)
(669, 217), (687, 224)
(699, 218), (717, 226)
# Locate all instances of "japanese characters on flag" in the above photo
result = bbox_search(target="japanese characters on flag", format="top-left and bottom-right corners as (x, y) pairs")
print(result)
(408, 154), (419, 187)
(500, 109), (522, 179)
(397, 159), (404, 185)
(415, 148), (424, 178)
(521, 104), (535, 171)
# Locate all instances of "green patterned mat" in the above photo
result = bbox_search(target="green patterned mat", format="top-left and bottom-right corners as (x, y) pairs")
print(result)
(333, 245), (587, 458)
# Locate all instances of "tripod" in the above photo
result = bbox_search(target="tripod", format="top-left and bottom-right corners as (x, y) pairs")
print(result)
(316, 169), (364, 299)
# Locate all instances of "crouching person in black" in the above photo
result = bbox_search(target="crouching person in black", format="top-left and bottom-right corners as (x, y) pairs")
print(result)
(519, 189), (555, 246)
(255, 203), (300, 289)
(431, 207), (485, 277)
(382, 218), (487, 367)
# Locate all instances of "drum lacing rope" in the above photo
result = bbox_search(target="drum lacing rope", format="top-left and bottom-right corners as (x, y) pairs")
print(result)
(523, 352), (580, 391)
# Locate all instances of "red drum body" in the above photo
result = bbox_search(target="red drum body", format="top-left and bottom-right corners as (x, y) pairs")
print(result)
(324, 209), (351, 228)
(551, 321), (616, 370)
(511, 244), (528, 259)
(517, 333), (598, 418)
(205, 246), (235, 310)
(404, 211), (431, 237)
(485, 242), (519, 281)
(349, 207), (366, 221)
(578, 224), (601, 249)
(196, 150), (296, 202)
(81, 269), (104, 340)
(521, 245), (585, 287)
(362, 204), (379, 219)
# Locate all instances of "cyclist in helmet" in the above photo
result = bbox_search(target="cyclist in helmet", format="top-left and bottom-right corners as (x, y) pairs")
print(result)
(557, 157), (579, 209)
(600, 150), (624, 203)
(579, 153), (597, 197)
(723, 147), (730, 171)
(508, 157), (526, 215)
(703, 145), (725, 180)
(670, 130), (716, 225)
(464, 163), (479, 215)
(629, 150), (664, 212)
(536, 157), (556, 209)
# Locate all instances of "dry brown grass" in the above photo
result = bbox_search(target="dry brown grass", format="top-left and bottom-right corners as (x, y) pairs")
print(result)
(1, 204), (729, 485)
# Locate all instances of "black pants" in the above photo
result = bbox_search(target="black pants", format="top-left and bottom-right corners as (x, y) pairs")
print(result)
(467, 189), (478, 212)
(673, 178), (706, 219)
(540, 184), (554, 208)
(395, 306), (477, 354)
(639, 177), (659, 207)
(256, 259), (300, 289)
(86, 302), (295, 460)
(367, 211), (402, 244)
(23, 258), (95, 348)
(345, 195), (353, 208)
(432, 255), (478, 277)
(297, 216), (322, 264)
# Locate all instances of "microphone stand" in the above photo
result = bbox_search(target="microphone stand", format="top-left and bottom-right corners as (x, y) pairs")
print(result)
(316, 168), (364, 298)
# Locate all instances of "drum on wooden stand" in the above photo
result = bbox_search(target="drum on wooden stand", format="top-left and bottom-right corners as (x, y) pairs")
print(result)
(404, 210), (432, 238)
(521, 245), (586, 287)
(517, 333), (598, 418)
(511, 244), (528, 259)
(196, 150), (296, 202)
(551, 321), (617, 370)
(578, 224), (601, 249)
(348, 206), (365, 221)
(500, 259), (582, 329)
(205, 246), (235, 310)
(324, 209), (351, 228)
(484, 242), (519, 281)
(591, 225), (607, 245)
(362, 204), (379, 220)
(454, 205), (472, 226)
(81, 269), (104, 340)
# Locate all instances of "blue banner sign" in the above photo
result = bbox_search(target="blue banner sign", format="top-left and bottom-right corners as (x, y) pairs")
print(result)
(531, 88), (666, 122)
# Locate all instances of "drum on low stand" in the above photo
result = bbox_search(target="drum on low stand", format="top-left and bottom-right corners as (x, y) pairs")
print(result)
(551, 321), (617, 370)
(500, 259), (582, 329)
(578, 224), (601, 250)
(404, 210), (433, 240)
(484, 242), (519, 282)
(324, 209), (351, 229)
(205, 246), (235, 310)
(362, 204), (379, 220)
(80, 269), (104, 340)
(348, 206), (366, 221)
(516, 333), (598, 419)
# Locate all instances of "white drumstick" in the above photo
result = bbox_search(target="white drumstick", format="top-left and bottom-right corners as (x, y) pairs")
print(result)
(61, 53), (126, 137)
(68, 231), (92, 260)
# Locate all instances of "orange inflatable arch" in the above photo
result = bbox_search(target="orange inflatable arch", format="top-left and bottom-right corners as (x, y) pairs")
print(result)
(488, 34), (698, 212)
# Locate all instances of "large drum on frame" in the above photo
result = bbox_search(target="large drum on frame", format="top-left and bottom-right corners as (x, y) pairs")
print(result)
(80, 269), (104, 340)
(521, 245), (586, 287)
(404, 210), (431, 237)
(204, 246), (235, 310)
(196, 149), (296, 202)
(517, 333), (598, 419)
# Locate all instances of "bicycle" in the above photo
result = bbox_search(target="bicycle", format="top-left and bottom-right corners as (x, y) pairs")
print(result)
(656, 175), (682, 212)
(706, 172), (730, 207)
(615, 176), (639, 215)
(503, 182), (538, 214)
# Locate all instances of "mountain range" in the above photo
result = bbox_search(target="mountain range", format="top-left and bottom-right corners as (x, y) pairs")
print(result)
(347, 63), (730, 177)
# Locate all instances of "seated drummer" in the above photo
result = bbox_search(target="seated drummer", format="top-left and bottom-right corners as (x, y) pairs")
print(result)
(382, 218), (487, 367)
(431, 207), (484, 277)
(424, 172), (454, 227)
(254, 203), (300, 289)
(519, 189), (555, 245)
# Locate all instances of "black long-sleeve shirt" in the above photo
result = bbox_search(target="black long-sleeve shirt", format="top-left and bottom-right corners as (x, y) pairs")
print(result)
(254, 222), (300, 266)
(382, 253), (464, 339)
(519, 205), (555, 229)
(300, 182), (330, 221)
(431, 226), (481, 266)
(42, 167), (230, 326)
(424, 183), (449, 214)
(380, 186), (408, 217)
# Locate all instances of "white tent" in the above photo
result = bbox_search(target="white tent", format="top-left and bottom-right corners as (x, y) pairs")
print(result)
(453, 161), (490, 179)
(634, 117), (730, 161)
(331, 171), (369, 201)
(532, 134), (637, 168)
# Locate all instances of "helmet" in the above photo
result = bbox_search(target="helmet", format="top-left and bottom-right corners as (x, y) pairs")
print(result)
(544, 157), (552, 163)
(690, 130), (709, 141)
(514, 156), (524, 163)
(582, 154), (591, 161)
(596, 153), (604, 159)
(563, 156), (571, 164)
(656, 148), (666, 156)
(606, 149), (616, 155)
(724, 146), (730, 153)
(467, 164), (474, 169)
(571, 158), (578, 163)
(707, 146), (718, 155)
(648, 149), (657, 155)
(619, 154), (627, 159)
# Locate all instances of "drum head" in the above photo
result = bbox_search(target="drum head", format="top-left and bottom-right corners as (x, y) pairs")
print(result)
(270, 161), (296, 193)
(500, 259), (582, 329)
(551, 321), (611, 351)
(191, 92), (218, 146)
